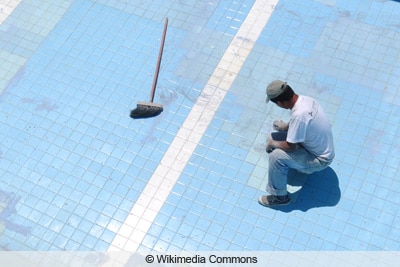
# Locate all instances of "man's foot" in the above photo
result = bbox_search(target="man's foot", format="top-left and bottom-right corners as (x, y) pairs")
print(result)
(258, 195), (291, 207)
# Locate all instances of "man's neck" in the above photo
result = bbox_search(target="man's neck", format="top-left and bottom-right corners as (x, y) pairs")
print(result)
(289, 94), (299, 110)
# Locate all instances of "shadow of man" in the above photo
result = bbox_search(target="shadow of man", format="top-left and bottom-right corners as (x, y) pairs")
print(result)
(272, 167), (341, 212)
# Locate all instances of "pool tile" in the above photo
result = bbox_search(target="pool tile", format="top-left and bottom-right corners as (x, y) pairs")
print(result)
(0, 0), (400, 261)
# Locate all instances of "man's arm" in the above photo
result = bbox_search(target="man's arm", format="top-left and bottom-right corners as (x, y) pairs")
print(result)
(267, 140), (297, 153)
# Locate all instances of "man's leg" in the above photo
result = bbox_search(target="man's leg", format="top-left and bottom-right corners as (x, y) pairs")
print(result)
(267, 148), (292, 196)
(258, 149), (293, 207)
(259, 147), (327, 207)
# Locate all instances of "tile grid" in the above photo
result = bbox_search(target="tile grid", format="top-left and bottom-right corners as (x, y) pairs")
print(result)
(138, 0), (400, 253)
(0, 0), (400, 258)
(108, 0), (278, 253)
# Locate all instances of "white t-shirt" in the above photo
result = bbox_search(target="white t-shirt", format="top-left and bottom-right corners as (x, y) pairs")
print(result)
(286, 95), (335, 161)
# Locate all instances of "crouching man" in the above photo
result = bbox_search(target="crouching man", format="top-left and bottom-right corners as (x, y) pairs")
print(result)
(258, 80), (335, 207)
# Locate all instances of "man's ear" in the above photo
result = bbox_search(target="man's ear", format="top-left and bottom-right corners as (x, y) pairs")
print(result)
(276, 101), (284, 108)
(277, 100), (290, 109)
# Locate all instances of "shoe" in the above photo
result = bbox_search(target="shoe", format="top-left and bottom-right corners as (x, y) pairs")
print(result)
(258, 195), (291, 207)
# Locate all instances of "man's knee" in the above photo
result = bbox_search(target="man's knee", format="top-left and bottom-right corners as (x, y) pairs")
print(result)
(269, 148), (288, 164)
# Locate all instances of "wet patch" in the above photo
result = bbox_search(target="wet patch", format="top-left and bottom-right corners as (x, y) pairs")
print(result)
(0, 190), (31, 236)
(20, 97), (59, 112)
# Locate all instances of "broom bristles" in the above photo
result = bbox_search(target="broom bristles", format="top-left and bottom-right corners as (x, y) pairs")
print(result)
(130, 101), (163, 119)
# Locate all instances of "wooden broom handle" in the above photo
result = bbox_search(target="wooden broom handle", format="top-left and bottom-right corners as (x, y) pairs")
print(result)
(150, 17), (168, 103)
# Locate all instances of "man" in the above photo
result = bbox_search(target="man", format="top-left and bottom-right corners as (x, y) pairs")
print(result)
(258, 80), (335, 207)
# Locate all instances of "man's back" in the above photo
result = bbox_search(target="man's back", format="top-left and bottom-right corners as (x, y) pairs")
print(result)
(287, 95), (335, 161)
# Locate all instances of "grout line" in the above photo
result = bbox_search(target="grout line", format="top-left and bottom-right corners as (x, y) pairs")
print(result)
(108, 0), (279, 252)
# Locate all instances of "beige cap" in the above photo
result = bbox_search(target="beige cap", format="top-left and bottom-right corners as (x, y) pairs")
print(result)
(265, 80), (287, 103)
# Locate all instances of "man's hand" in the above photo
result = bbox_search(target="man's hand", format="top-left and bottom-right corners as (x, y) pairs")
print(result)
(273, 120), (289, 132)
(266, 139), (276, 153)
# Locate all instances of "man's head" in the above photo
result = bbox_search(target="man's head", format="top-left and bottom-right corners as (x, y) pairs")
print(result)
(266, 80), (296, 109)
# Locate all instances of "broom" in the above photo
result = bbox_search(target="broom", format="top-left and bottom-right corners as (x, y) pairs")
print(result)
(130, 17), (168, 119)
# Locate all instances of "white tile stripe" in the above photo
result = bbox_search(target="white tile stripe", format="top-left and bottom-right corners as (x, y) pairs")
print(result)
(0, 0), (21, 24)
(108, 0), (279, 252)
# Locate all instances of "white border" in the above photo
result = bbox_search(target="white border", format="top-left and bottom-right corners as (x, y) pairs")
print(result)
(0, 0), (21, 25)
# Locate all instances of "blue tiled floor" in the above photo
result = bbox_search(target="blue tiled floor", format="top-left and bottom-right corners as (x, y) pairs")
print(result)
(0, 0), (400, 256)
